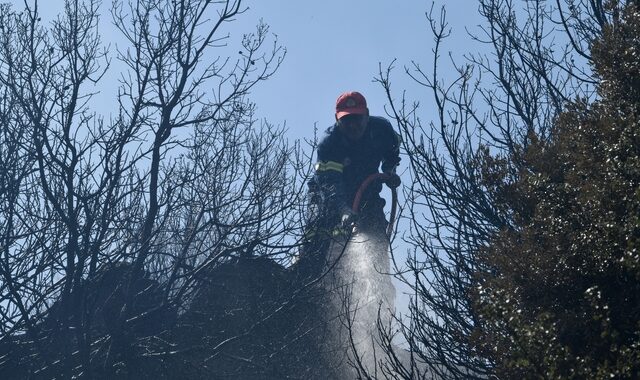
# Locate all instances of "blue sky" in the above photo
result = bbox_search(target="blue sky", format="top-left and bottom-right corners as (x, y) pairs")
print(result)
(28, 0), (482, 141)
(237, 0), (482, 140)
(237, 0), (438, 138)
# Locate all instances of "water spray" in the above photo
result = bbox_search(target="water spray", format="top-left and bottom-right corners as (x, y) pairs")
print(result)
(323, 172), (399, 377)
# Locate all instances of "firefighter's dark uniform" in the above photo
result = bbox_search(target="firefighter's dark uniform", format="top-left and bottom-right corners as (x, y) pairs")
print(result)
(299, 116), (400, 276)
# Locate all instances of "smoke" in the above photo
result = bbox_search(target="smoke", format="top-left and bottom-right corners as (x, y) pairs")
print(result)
(323, 224), (396, 377)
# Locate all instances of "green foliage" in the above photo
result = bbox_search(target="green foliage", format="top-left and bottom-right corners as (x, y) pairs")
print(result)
(473, 2), (640, 379)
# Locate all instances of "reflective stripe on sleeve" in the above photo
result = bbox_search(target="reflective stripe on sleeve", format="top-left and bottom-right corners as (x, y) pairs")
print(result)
(315, 160), (343, 173)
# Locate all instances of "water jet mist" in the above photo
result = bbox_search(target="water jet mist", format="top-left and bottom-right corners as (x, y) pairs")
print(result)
(323, 223), (396, 377)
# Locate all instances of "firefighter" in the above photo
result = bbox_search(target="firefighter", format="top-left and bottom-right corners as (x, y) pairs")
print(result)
(298, 91), (401, 277)
(313, 90), (400, 230)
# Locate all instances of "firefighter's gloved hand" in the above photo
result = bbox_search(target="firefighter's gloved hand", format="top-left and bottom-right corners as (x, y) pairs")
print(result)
(340, 207), (357, 229)
(384, 173), (401, 188)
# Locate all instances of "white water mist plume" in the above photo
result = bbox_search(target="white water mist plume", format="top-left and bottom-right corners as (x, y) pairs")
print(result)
(321, 223), (396, 378)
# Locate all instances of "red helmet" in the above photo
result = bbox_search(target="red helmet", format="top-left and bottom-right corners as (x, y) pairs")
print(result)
(335, 91), (368, 119)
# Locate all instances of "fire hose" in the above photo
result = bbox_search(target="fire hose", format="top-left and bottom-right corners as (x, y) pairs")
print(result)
(351, 173), (398, 239)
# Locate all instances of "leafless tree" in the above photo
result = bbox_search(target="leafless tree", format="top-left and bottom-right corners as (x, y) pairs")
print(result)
(0, 0), (316, 378)
(362, 1), (622, 378)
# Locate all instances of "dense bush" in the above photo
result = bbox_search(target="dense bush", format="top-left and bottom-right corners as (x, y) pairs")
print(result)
(472, 3), (640, 378)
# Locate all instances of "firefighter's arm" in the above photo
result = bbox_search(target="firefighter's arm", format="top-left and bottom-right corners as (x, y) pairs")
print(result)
(315, 133), (351, 214)
(315, 162), (356, 227)
(381, 119), (401, 172)
(381, 127), (401, 188)
(314, 158), (350, 214)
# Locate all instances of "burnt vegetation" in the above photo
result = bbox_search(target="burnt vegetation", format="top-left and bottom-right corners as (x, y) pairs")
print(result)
(0, 0), (328, 378)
